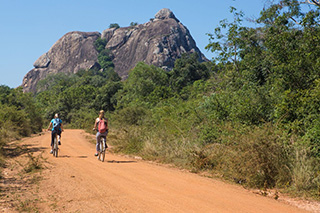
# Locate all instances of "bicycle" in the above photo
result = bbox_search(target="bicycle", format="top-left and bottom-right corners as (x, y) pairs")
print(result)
(93, 129), (108, 162)
(98, 136), (107, 162)
(49, 130), (59, 157)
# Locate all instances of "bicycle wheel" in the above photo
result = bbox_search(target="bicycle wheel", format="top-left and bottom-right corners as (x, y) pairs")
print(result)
(98, 141), (102, 161)
(98, 138), (106, 162)
(101, 141), (106, 162)
(53, 136), (58, 157)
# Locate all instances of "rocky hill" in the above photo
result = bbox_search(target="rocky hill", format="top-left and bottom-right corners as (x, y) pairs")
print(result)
(22, 8), (207, 93)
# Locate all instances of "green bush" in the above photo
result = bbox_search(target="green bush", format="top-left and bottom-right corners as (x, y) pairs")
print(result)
(109, 23), (120, 29)
(0, 104), (32, 138)
(67, 108), (97, 131)
(94, 38), (107, 53)
(234, 125), (292, 188)
(114, 106), (148, 126)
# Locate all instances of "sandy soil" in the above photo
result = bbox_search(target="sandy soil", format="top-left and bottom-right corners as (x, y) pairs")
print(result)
(1, 129), (319, 212)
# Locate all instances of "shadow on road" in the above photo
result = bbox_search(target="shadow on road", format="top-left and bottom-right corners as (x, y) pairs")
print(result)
(107, 160), (137, 163)
(5, 143), (46, 158)
(57, 155), (88, 158)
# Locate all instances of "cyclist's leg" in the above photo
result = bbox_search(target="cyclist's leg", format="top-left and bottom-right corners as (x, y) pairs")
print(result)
(96, 132), (101, 152)
(51, 130), (55, 147)
(50, 130), (56, 153)
(101, 130), (108, 148)
(58, 130), (62, 145)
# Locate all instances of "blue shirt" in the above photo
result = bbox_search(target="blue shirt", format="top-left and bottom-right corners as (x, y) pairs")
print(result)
(51, 118), (62, 131)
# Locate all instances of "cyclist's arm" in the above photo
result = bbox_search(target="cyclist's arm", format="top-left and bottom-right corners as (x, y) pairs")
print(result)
(93, 118), (98, 130)
(47, 121), (52, 130)
(60, 123), (64, 131)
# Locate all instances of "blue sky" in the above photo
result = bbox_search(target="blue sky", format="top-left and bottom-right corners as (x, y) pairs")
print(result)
(0, 0), (267, 88)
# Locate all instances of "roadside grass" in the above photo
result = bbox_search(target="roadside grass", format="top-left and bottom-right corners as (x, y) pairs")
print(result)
(23, 153), (44, 173)
(108, 123), (320, 201)
(81, 115), (320, 201)
(16, 199), (40, 213)
(1, 139), (46, 212)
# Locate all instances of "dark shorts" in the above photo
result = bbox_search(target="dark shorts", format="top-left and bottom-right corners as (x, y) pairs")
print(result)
(51, 129), (62, 146)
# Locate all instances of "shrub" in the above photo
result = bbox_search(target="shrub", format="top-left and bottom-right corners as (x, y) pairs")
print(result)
(94, 38), (107, 53)
(0, 104), (32, 138)
(130, 22), (138, 26)
(67, 108), (97, 131)
(114, 106), (148, 126)
(292, 146), (320, 193)
(23, 153), (43, 173)
(109, 23), (120, 29)
(232, 124), (292, 188)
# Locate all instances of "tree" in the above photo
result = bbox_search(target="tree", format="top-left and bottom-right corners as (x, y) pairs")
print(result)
(36, 73), (77, 94)
(130, 22), (138, 26)
(257, 0), (320, 91)
(94, 81), (122, 111)
(109, 23), (120, 29)
(58, 85), (97, 119)
(94, 38), (107, 53)
(98, 49), (114, 70)
(205, 7), (245, 71)
(169, 53), (209, 92)
(117, 62), (170, 108)
(0, 85), (12, 105)
(102, 67), (121, 82)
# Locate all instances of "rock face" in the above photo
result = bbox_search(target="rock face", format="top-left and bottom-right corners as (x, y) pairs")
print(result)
(22, 8), (207, 93)
(22, 31), (100, 92)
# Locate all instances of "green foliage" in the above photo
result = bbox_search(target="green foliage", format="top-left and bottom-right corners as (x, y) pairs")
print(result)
(0, 104), (30, 138)
(94, 81), (122, 111)
(0, 85), (12, 104)
(170, 53), (210, 92)
(0, 87), (43, 135)
(68, 108), (97, 131)
(0, 86), (43, 170)
(98, 49), (114, 70)
(35, 57), (121, 122)
(93, 38), (120, 82)
(117, 62), (171, 108)
(206, 6), (245, 69)
(114, 106), (148, 126)
(36, 73), (77, 94)
(130, 22), (138, 26)
(59, 85), (96, 112)
(109, 23), (120, 29)
(201, 82), (272, 125)
(94, 38), (107, 53)
(103, 67), (121, 82)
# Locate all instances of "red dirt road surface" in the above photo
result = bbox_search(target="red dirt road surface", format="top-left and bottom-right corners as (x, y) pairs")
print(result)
(3, 129), (315, 212)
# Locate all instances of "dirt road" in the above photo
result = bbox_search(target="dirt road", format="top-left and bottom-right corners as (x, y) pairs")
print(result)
(5, 129), (313, 212)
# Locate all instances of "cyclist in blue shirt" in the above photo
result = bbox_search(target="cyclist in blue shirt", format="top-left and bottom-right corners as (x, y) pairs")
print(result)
(47, 113), (64, 154)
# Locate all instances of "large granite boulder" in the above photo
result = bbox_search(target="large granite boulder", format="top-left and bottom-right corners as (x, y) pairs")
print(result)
(22, 8), (207, 93)
(22, 31), (100, 92)
(101, 8), (207, 79)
